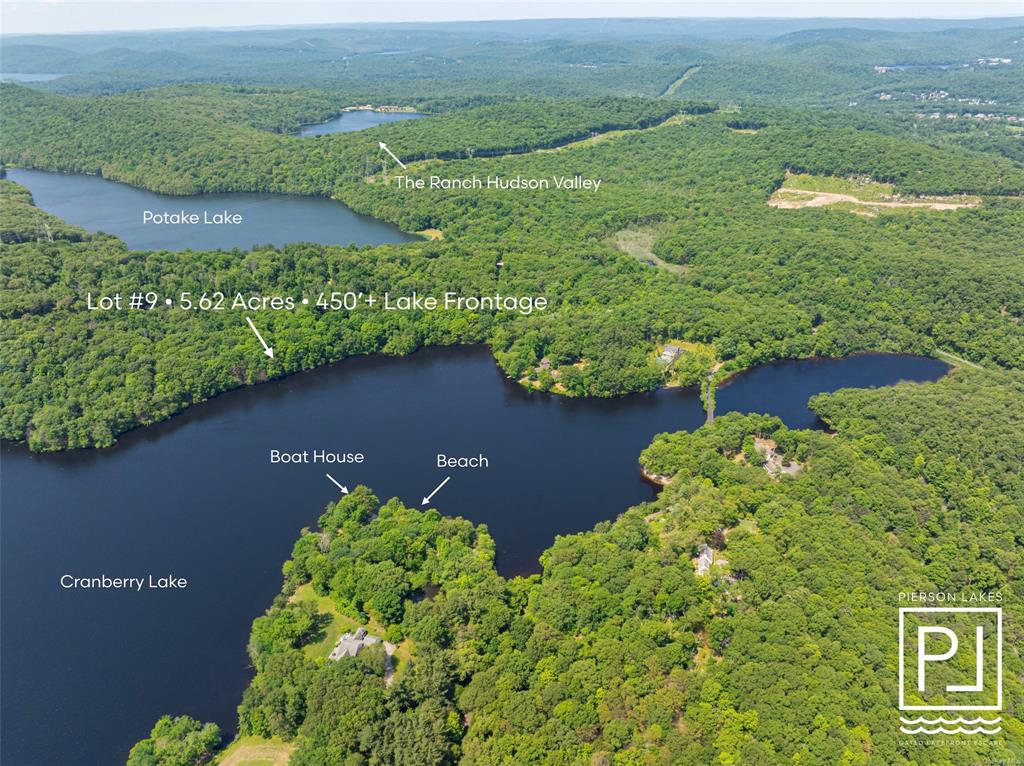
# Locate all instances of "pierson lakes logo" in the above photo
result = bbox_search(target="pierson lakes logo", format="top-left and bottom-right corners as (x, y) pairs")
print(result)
(897, 601), (1003, 736)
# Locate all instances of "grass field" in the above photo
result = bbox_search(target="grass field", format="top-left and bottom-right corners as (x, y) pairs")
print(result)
(933, 348), (986, 370)
(289, 584), (412, 664)
(611, 227), (688, 274)
(661, 65), (703, 97)
(217, 736), (294, 766)
(782, 172), (895, 200)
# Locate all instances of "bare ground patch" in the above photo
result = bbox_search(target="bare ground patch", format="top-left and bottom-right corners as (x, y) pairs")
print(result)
(769, 188), (979, 212)
(769, 172), (980, 214)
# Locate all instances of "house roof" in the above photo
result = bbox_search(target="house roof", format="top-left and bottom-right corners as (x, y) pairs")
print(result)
(695, 544), (714, 575)
(329, 627), (397, 661)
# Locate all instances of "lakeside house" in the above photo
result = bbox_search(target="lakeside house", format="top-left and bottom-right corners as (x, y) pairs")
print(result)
(753, 436), (803, 478)
(659, 344), (684, 365)
(329, 627), (397, 661)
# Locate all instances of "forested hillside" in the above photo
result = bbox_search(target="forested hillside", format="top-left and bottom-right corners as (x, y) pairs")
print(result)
(3, 19), (1021, 115)
(0, 179), (88, 243)
(2, 15), (1022, 766)
(2, 83), (1019, 196)
(128, 372), (1024, 764)
(1, 87), (1021, 450)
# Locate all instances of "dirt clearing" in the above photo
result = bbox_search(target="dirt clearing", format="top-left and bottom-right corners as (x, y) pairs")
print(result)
(769, 172), (980, 214)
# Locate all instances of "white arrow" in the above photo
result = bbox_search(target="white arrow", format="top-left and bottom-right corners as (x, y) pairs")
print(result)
(325, 473), (350, 494)
(378, 141), (407, 170)
(421, 476), (450, 506)
(245, 316), (274, 359)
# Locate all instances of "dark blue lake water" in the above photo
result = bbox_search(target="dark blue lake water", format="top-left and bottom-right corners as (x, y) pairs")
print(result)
(5, 168), (416, 251)
(1, 346), (949, 765)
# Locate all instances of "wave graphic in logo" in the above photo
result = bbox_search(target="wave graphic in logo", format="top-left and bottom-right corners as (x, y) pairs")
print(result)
(899, 715), (1002, 735)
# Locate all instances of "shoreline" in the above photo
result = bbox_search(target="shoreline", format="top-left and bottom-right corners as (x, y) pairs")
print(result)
(1, 346), (953, 456)
(340, 104), (421, 113)
(294, 105), (425, 133)
(640, 467), (672, 487)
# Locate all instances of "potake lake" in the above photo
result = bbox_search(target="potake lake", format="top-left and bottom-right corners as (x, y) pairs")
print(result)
(1, 347), (949, 765)
(5, 168), (417, 251)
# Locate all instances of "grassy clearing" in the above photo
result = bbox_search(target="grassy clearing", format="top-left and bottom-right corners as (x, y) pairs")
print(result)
(217, 736), (295, 766)
(383, 113), (701, 174)
(290, 584), (352, 659)
(611, 227), (688, 274)
(661, 65), (703, 97)
(783, 172), (894, 200)
(734, 518), (760, 535)
(933, 349), (986, 370)
(651, 339), (719, 390)
(536, 112), (697, 154)
(289, 584), (412, 664)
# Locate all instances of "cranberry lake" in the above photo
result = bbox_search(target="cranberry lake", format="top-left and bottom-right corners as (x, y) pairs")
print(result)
(1, 346), (949, 766)
(1, 168), (949, 765)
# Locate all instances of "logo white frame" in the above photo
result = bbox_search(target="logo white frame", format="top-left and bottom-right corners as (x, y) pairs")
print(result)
(898, 607), (1002, 711)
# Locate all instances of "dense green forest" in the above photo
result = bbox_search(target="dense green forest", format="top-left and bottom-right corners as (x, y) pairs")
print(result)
(128, 370), (1023, 764)
(3, 16), (1023, 173)
(0, 84), (710, 189)
(1, 85), (1021, 450)
(0, 179), (88, 243)
(2, 82), (1020, 196)
(1, 18), (1022, 766)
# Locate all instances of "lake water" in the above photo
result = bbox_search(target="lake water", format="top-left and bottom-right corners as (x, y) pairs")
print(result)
(0, 73), (65, 82)
(5, 168), (416, 251)
(0, 347), (948, 765)
(298, 109), (425, 136)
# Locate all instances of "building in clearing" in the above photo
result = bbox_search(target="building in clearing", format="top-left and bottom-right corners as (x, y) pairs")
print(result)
(659, 344), (684, 365)
(695, 544), (714, 576)
(694, 543), (732, 578)
(329, 627), (397, 661)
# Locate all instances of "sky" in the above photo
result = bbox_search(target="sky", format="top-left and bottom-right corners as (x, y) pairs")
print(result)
(2, 0), (1022, 35)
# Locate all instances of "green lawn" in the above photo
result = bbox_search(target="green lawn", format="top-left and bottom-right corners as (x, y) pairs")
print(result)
(217, 736), (294, 766)
(290, 584), (413, 664)
(611, 228), (688, 274)
(782, 172), (895, 200)
(934, 348), (986, 371)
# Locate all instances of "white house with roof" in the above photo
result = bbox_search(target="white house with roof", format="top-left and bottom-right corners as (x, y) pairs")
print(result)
(329, 626), (397, 661)
(695, 544), (714, 576)
(659, 344), (684, 365)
